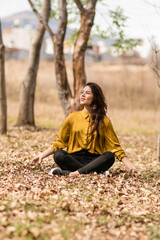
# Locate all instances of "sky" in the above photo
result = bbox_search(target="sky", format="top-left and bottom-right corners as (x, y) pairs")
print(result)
(1, 0), (160, 57)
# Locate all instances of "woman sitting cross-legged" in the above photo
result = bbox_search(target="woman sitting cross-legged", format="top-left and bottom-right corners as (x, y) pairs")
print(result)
(32, 82), (138, 177)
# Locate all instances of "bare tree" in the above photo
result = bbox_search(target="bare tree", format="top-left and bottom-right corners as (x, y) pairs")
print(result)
(0, 20), (7, 134)
(53, 0), (73, 116)
(149, 40), (160, 161)
(16, 0), (50, 126)
(53, 0), (97, 113)
(73, 0), (97, 109)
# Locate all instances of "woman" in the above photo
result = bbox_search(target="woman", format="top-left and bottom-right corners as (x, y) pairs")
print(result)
(32, 82), (138, 176)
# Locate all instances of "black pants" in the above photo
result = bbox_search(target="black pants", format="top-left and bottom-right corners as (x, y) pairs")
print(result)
(54, 149), (115, 174)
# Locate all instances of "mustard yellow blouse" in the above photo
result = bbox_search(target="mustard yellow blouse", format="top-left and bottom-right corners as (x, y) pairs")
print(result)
(50, 109), (126, 161)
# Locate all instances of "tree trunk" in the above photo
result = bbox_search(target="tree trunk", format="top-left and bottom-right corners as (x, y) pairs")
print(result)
(158, 121), (160, 161)
(0, 20), (7, 134)
(54, 0), (73, 116)
(16, 0), (50, 126)
(73, 1), (97, 109)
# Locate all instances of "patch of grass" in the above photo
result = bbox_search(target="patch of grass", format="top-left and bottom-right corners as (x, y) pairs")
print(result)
(60, 228), (71, 240)
(60, 220), (85, 240)
(35, 118), (63, 129)
(141, 170), (160, 182)
(97, 214), (109, 226)
(149, 225), (160, 240)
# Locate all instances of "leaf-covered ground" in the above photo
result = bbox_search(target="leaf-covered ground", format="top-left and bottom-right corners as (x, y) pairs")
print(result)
(0, 127), (160, 240)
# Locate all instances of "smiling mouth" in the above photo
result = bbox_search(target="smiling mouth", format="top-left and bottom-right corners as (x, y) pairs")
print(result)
(81, 98), (85, 101)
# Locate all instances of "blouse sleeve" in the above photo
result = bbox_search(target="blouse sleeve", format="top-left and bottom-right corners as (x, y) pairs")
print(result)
(50, 114), (71, 152)
(104, 118), (127, 161)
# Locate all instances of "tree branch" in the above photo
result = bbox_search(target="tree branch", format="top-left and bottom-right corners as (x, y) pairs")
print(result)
(144, 0), (160, 9)
(74, 0), (86, 15)
(86, 0), (97, 9)
(144, 0), (160, 16)
(148, 36), (160, 88)
(27, 0), (55, 38)
(150, 68), (160, 88)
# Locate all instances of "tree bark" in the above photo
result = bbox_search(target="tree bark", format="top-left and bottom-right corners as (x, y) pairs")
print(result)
(158, 121), (160, 161)
(0, 20), (7, 134)
(16, 0), (50, 126)
(73, 0), (97, 109)
(54, 0), (73, 116)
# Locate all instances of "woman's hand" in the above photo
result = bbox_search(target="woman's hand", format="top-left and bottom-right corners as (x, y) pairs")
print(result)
(31, 148), (54, 165)
(122, 157), (140, 174)
(31, 154), (43, 165)
(69, 171), (80, 177)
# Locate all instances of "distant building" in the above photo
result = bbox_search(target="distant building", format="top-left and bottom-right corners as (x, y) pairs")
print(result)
(3, 18), (145, 63)
(45, 38), (74, 55)
(3, 19), (51, 60)
(4, 19), (34, 50)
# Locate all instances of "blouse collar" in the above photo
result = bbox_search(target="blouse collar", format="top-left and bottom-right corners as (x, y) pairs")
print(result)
(82, 109), (89, 119)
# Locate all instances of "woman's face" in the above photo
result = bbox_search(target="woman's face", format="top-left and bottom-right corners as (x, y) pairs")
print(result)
(80, 86), (94, 107)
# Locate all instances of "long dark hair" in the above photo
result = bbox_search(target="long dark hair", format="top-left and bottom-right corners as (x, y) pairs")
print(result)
(85, 82), (107, 136)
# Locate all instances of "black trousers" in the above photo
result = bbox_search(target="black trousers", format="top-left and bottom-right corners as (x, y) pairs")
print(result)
(54, 149), (115, 174)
